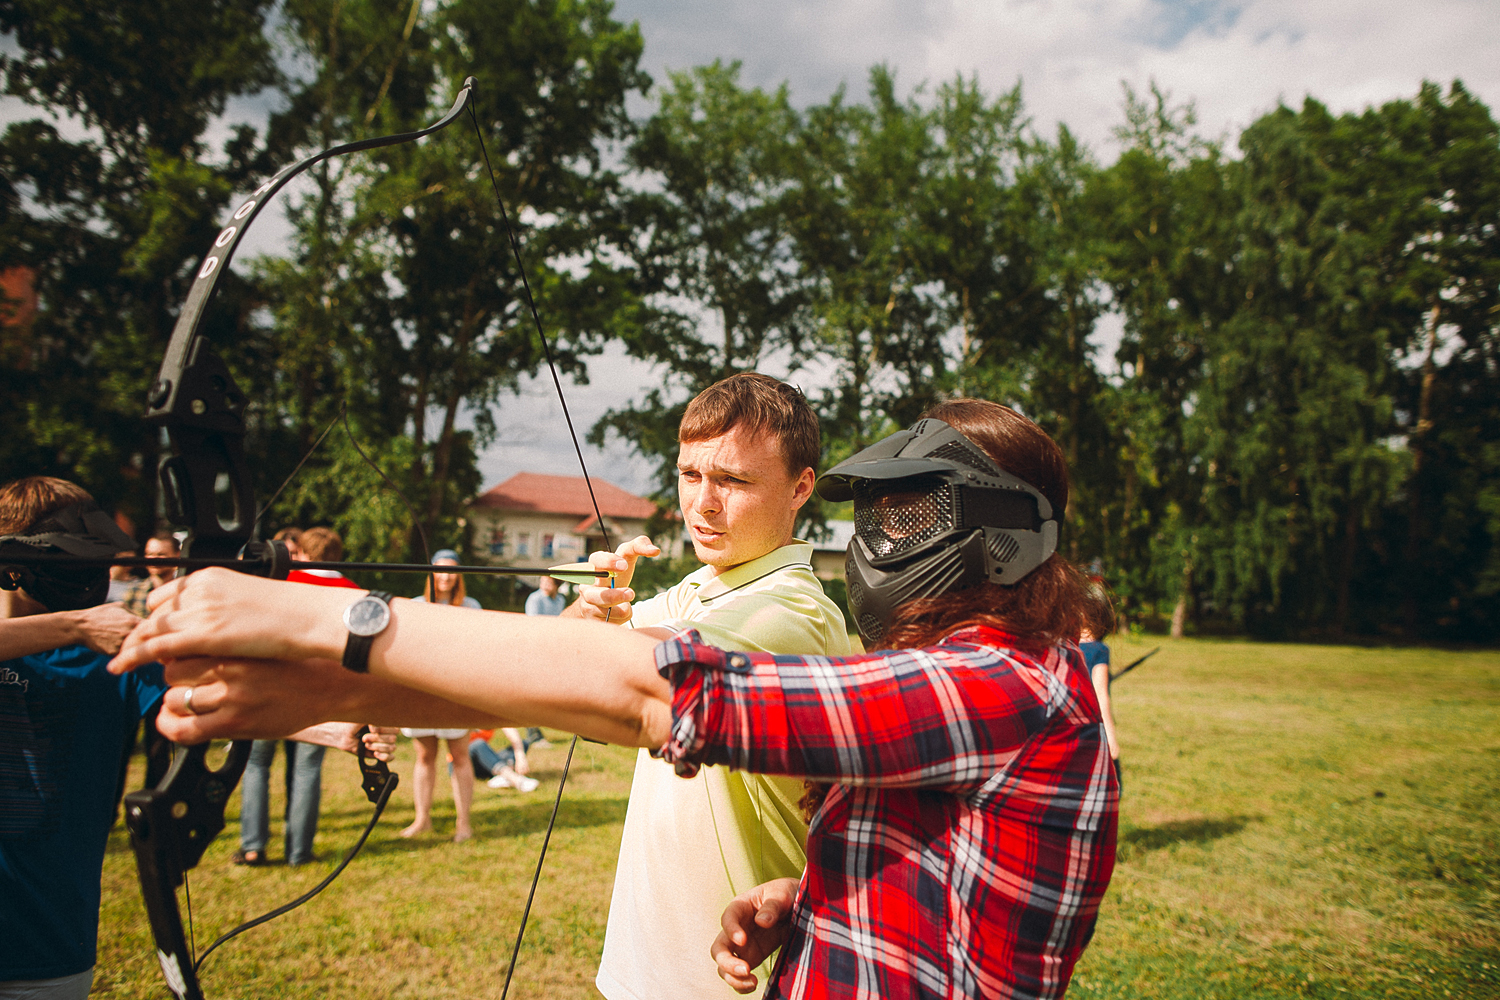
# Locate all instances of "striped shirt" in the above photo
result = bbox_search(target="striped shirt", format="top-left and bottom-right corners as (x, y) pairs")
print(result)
(655, 625), (1117, 1000)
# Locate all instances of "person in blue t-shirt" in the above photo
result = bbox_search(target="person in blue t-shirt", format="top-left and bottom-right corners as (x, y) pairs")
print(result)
(519, 575), (565, 751)
(1080, 581), (1121, 788)
(0, 477), (397, 1000)
(1, 476), (168, 999)
(524, 574), (567, 617)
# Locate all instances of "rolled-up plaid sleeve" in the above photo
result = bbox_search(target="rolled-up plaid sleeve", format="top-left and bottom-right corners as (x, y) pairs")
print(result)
(653, 629), (1088, 790)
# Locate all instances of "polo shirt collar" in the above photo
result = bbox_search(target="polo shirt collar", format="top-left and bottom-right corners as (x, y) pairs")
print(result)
(690, 539), (814, 602)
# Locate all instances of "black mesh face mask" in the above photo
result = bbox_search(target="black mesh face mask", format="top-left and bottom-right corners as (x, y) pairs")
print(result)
(818, 420), (1058, 645)
(852, 477), (958, 560)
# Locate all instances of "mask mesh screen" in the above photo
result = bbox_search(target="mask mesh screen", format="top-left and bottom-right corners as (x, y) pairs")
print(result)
(853, 480), (957, 559)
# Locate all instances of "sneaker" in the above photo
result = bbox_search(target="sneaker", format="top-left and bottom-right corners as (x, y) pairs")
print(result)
(487, 768), (540, 792)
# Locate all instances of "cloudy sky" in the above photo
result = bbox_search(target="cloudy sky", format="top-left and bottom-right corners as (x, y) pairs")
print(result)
(488, 0), (1500, 495)
(8, 2), (1498, 496)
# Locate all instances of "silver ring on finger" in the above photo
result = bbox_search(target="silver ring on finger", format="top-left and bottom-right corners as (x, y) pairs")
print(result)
(182, 685), (200, 716)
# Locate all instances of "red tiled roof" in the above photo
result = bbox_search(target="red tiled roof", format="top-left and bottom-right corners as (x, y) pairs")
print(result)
(472, 472), (659, 520)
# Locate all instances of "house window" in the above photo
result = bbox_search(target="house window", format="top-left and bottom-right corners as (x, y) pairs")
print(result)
(489, 530), (505, 556)
(516, 533), (530, 557)
(542, 533), (555, 559)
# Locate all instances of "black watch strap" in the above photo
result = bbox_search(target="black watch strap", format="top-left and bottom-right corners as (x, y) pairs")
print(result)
(342, 591), (394, 673)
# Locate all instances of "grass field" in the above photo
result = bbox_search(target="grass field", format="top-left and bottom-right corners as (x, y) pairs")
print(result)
(93, 638), (1499, 998)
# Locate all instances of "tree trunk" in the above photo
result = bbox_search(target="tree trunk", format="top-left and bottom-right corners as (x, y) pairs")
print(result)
(1402, 304), (1440, 634)
(1333, 499), (1358, 638)
(1170, 561), (1192, 638)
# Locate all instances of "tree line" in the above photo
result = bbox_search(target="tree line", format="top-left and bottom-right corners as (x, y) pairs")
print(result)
(2, 0), (1496, 640)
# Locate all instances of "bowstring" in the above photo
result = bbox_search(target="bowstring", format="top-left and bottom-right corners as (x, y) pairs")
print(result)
(467, 102), (614, 1000)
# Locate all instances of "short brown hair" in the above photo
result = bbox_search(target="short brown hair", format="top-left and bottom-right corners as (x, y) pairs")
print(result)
(0, 476), (93, 535)
(147, 530), (180, 553)
(298, 526), (343, 562)
(882, 398), (1090, 650)
(679, 373), (820, 475)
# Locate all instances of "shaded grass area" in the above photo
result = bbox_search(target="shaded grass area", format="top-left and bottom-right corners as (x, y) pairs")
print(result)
(93, 640), (1499, 997)
(95, 734), (637, 999)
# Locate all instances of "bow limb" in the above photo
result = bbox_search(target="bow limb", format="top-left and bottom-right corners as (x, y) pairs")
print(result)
(144, 78), (476, 561)
(122, 82), (478, 1000)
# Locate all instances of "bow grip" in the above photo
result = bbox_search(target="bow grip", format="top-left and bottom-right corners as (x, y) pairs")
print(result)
(357, 725), (399, 803)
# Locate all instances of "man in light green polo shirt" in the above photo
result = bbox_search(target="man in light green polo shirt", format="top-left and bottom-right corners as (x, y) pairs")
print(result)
(561, 373), (851, 1000)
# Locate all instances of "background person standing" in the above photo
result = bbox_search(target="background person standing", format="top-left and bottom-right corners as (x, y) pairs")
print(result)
(400, 550), (478, 841)
(520, 574), (565, 748)
(121, 531), (178, 617)
(236, 527), (358, 866)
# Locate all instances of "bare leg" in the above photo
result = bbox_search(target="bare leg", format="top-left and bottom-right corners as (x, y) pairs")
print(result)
(502, 727), (529, 775)
(447, 735), (474, 842)
(401, 735), (439, 838)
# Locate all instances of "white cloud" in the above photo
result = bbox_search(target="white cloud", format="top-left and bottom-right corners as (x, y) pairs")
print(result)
(615, 0), (1500, 156)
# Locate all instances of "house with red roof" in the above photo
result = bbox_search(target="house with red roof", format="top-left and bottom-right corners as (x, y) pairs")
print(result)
(466, 472), (680, 570)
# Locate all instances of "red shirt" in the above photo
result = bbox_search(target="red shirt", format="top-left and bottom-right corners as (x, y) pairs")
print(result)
(655, 625), (1117, 1000)
(286, 569), (361, 589)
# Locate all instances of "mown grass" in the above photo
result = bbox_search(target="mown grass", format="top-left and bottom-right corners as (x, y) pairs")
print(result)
(1070, 638), (1499, 1000)
(93, 639), (1499, 998)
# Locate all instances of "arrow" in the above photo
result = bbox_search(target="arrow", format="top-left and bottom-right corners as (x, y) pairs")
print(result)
(0, 552), (609, 579)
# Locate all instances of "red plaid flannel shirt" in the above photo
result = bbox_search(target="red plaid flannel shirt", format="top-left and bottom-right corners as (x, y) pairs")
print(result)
(654, 625), (1117, 1000)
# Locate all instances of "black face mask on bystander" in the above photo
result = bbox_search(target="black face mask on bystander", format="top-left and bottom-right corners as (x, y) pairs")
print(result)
(816, 419), (1058, 645)
(0, 502), (136, 612)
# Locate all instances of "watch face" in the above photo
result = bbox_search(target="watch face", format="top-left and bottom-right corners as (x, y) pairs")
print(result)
(344, 596), (391, 637)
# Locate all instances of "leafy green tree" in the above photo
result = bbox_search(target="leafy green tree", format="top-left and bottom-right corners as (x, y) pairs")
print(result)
(789, 67), (947, 452)
(0, 0), (277, 530)
(1085, 83), (1232, 629)
(592, 59), (807, 494)
(251, 0), (649, 559)
(1376, 82), (1500, 637)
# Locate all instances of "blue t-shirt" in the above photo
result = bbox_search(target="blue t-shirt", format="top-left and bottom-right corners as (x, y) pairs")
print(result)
(1079, 640), (1111, 670)
(524, 589), (566, 617)
(1, 645), (166, 980)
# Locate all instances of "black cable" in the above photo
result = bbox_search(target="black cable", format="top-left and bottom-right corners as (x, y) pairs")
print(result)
(193, 773), (399, 973)
(251, 405), (347, 536)
(497, 736), (578, 1000)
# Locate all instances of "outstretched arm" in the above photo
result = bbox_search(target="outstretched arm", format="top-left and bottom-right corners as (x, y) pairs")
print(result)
(0, 602), (142, 658)
(112, 568), (672, 749)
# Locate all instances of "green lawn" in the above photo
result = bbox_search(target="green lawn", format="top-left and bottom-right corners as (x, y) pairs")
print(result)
(94, 639), (1499, 998)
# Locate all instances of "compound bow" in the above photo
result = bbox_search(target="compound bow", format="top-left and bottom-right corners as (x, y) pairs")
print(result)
(112, 77), (612, 999)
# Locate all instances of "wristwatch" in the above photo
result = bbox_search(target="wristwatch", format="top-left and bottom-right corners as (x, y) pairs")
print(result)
(341, 591), (394, 673)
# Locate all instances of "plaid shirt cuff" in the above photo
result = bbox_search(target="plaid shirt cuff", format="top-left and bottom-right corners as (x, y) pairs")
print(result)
(651, 630), (755, 777)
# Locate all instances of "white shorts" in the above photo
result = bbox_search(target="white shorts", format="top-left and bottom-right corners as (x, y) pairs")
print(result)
(400, 728), (471, 740)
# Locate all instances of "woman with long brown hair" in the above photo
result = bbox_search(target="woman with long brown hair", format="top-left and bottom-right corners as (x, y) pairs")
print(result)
(399, 550), (479, 841)
(115, 399), (1118, 1000)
